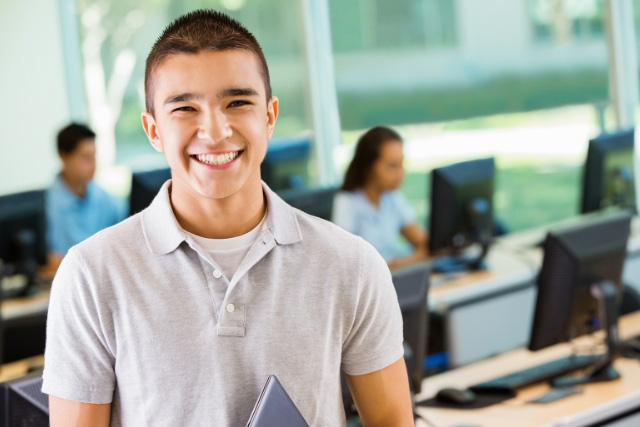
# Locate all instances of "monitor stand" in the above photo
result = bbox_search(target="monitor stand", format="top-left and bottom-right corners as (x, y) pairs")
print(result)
(552, 280), (621, 387)
(431, 197), (494, 273)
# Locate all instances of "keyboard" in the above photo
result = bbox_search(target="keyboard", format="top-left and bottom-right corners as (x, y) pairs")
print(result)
(470, 354), (603, 393)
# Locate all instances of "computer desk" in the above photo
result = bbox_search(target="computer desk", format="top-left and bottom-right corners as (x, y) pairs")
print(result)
(426, 211), (640, 314)
(0, 354), (44, 383)
(1, 288), (50, 321)
(429, 245), (536, 312)
(428, 244), (538, 367)
(0, 285), (49, 369)
(415, 311), (640, 427)
(430, 215), (640, 367)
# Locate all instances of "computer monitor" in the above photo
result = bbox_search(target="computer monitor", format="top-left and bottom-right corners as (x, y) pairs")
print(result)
(529, 210), (631, 386)
(428, 157), (495, 272)
(391, 263), (430, 394)
(581, 129), (635, 214)
(0, 190), (47, 298)
(0, 371), (49, 426)
(340, 263), (429, 416)
(261, 137), (311, 192)
(129, 168), (171, 216)
(278, 186), (337, 221)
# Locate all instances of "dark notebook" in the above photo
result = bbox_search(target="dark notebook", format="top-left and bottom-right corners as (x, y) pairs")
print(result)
(246, 375), (309, 427)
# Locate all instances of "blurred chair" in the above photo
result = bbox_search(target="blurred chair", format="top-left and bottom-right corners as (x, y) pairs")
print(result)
(391, 262), (430, 394)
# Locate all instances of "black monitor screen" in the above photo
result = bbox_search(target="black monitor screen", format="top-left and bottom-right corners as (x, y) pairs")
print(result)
(261, 137), (311, 192)
(529, 211), (631, 352)
(428, 157), (495, 254)
(278, 186), (337, 221)
(0, 190), (47, 278)
(581, 129), (635, 214)
(129, 168), (171, 216)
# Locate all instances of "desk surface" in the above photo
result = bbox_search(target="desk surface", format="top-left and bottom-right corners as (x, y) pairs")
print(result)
(429, 244), (537, 312)
(0, 355), (44, 383)
(415, 311), (640, 427)
(1, 288), (50, 321)
(426, 213), (640, 312)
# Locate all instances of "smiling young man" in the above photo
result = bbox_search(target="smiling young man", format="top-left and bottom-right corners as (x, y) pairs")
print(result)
(42, 10), (412, 426)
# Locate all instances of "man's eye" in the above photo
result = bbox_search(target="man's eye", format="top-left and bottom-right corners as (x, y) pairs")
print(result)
(228, 100), (251, 108)
(173, 106), (195, 112)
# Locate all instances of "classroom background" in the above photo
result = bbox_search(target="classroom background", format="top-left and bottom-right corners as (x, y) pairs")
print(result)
(2, 0), (639, 233)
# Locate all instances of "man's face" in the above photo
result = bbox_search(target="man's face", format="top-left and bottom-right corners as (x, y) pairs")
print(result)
(141, 50), (278, 202)
(60, 138), (96, 184)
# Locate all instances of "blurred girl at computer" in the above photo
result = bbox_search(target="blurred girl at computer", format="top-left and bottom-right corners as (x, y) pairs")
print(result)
(332, 126), (428, 269)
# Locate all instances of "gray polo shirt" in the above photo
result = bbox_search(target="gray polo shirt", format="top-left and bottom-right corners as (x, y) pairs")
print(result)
(42, 181), (404, 426)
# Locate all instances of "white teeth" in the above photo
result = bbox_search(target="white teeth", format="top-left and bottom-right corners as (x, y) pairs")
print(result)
(195, 151), (239, 165)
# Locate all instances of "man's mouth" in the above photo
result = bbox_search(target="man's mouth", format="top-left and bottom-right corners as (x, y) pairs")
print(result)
(192, 151), (242, 166)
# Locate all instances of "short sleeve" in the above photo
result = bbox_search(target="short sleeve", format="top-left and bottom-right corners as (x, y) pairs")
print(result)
(41, 248), (116, 404)
(332, 191), (358, 234)
(341, 240), (404, 376)
(393, 191), (416, 228)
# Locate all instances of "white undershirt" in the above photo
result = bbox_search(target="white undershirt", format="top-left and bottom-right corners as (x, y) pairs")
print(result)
(186, 213), (267, 281)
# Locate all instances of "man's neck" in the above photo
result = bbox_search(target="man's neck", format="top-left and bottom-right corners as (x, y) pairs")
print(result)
(61, 172), (88, 198)
(170, 180), (266, 239)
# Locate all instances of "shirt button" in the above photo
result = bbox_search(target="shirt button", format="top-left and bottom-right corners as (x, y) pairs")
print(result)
(226, 303), (235, 313)
(213, 270), (222, 279)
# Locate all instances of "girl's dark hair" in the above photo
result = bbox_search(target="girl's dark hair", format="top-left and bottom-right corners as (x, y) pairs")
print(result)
(341, 126), (402, 191)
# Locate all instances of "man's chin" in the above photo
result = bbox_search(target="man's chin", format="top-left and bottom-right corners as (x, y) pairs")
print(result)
(196, 181), (249, 202)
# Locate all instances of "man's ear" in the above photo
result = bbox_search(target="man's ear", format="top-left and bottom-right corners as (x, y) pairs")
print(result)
(266, 96), (279, 140)
(141, 111), (163, 153)
(58, 152), (70, 169)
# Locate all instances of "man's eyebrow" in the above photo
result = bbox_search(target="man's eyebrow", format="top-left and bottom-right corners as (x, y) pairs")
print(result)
(164, 92), (203, 105)
(219, 88), (260, 98)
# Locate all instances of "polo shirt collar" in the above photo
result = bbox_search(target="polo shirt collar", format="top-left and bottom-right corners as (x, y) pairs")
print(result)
(141, 180), (302, 255)
(261, 182), (303, 245)
(141, 180), (185, 254)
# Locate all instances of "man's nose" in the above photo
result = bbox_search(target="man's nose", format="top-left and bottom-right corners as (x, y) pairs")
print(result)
(199, 109), (232, 142)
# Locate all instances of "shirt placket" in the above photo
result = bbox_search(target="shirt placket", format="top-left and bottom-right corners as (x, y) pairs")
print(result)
(190, 242), (229, 323)
(217, 228), (277, 338)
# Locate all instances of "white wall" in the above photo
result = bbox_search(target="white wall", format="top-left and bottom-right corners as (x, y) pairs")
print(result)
(0, 1), (70, 195)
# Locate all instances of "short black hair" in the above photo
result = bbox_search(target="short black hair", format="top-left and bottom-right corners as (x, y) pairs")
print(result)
(145, 9), (272, 116)
(57, 123), (96, 156)
(342, 126), (403, 192)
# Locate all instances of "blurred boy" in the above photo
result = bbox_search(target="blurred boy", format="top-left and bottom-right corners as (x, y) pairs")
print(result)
(46, 123), (125, 258)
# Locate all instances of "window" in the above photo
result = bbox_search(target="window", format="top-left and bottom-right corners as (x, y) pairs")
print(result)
(329, 0), (457, 53)
(330, 0), (610, 233)
(529, 0), (605, 43)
